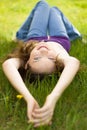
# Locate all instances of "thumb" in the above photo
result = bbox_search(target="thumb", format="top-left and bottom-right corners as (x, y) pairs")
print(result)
(27, 104), (33, 121)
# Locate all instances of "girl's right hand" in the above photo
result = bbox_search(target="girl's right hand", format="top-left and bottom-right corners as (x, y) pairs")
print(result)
(27, 96), (40, 121)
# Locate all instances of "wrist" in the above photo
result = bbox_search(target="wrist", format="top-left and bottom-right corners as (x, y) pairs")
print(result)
(24, 93), (33, 103)
(49, 92), (60, 103)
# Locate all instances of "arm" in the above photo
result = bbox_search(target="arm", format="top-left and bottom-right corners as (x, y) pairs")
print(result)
(2, 58), (40, 120)
(50, 55), (80, 102)
(31, 53), (80, 127)
(2, 58), (31, 102)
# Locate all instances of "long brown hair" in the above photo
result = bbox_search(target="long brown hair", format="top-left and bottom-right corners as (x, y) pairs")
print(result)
(6, 40), (64, 80)
(7, 40), (39, 64)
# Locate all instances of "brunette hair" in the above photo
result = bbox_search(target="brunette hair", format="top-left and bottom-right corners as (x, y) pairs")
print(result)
(55, 55), (64, 72)
(7, 40), (39, 64)
(6, 40), (64, 81)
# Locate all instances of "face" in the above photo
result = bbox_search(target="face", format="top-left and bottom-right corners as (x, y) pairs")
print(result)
(26, 42), (57, 74)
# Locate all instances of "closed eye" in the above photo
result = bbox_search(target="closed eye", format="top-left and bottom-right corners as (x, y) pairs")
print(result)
(33, 57), (55, 62)
(48, 57), (55, 61)
(34, 57), (41, 61)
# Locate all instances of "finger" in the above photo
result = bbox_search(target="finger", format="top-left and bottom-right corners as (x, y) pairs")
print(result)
(27, 110), (33, 120)
(32, 109), (53, 124)
(34, 118), (52, 127)
(32, 110), (53, 119)
(27, 112), (32, 120)
(34, 106), (49, 114)
(32, 114), (52, 124)
(27, 106), (34, 120)
(27, 102), (39, 120)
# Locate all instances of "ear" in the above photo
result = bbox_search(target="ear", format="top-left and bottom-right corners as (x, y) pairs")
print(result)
(25, 62), (28, 70)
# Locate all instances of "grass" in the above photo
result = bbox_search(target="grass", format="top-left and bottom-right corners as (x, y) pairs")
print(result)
(0, 0), (87, 130)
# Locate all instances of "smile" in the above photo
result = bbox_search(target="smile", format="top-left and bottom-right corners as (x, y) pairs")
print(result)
(38, 46), (48, 50)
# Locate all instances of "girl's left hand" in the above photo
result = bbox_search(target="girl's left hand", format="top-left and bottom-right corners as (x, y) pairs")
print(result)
(31, 95), (56, 127)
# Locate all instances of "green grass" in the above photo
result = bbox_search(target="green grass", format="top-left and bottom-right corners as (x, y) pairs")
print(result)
(0, 0), (87, 130)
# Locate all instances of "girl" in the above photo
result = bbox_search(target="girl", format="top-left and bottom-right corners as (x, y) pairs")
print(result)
(2, 0), (81, 127)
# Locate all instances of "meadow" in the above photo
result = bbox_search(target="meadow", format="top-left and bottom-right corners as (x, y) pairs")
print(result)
(0, 0), (87, 130)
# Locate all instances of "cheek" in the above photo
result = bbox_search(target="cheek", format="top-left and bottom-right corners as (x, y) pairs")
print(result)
(48, 51), (56, 57)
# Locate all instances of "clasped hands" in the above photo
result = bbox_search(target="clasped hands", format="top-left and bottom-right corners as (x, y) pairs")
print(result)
(27, 95), (56, 127)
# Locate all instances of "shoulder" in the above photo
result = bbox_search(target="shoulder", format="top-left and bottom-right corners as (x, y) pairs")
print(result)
(2, 58), (24, 69)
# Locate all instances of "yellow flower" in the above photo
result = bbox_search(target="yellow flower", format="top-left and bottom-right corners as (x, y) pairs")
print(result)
(16, 95), (23, 99)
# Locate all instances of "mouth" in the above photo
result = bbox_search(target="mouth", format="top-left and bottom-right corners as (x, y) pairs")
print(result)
(37, 45), (48, 50)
